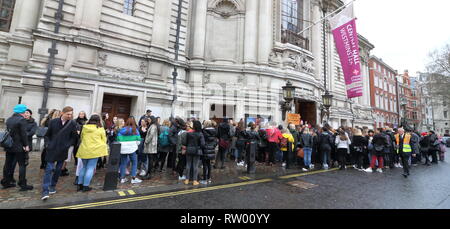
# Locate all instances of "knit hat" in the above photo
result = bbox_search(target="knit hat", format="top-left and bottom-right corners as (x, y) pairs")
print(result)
(13, 104), (28, 114)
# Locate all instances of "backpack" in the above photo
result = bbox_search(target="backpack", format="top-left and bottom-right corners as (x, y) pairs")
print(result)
(159, 128), (170, 147)
(280, 136), (288, 149)
(0, 129), (13, 149)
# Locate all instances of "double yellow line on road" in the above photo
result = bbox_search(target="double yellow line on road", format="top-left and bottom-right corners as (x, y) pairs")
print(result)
(53, 168), (339, 209)
(53, 179), (273, 209)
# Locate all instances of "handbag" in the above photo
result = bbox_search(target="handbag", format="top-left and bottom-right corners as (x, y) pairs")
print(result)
(219, 139), (230, 149)
(36, 127), (48, 138)
(297, 148), (304, 158)
(0, 129), (13, 149)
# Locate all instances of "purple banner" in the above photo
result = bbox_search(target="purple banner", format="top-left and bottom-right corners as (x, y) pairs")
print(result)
(332, 19), (362, 98)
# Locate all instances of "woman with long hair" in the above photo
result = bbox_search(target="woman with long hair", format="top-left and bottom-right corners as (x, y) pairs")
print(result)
(117, 117), (142, 184)
(75, 114), (108, 192)
(201, 120), (217, 184)
(142, 116), (158, 180)
(39, 109), (61, 169)
(335, 130), (351, 170)
(137, 118), (149, 177)
(157, 120), (172, 172)
(183, 120), (205, 186)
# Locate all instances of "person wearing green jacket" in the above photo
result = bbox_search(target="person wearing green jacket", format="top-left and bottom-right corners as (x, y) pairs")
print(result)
(76, 114), (108, 192)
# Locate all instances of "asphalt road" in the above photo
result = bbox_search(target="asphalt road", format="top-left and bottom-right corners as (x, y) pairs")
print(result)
(55, 149), (450, 209)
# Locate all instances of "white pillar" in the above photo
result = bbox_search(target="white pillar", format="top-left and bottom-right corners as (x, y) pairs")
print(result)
(257, 0), (273, 65)
(81, 0), (103, 30)
(244, 0), (258, 65)
(192, 0), (208, 61)
(152, 0), (173, 50)
(11, 0), (41, 34)
(311, 2), (322, 80)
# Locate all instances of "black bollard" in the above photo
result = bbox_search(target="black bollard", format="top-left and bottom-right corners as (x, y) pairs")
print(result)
(246, 142), (257, 174)
(103, 142), (121, 191)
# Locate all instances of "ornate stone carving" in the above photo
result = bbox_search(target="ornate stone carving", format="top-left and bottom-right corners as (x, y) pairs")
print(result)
(139, 61), (148, 74)
(98, 52), (108, 67)
(99, 67), (145, 83)
(268, 51), (282, 67)
(270, 48), (315, 74)
(209, 0), (243, 18)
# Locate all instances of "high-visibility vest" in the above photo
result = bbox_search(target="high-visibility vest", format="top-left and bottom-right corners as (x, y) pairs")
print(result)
(395, 134), (412, 154)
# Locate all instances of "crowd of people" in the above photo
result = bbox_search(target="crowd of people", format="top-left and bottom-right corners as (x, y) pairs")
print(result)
(1, 105), (449, 201)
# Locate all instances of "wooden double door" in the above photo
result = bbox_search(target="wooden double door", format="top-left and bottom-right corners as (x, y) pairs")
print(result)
(101, 94), (132, 123)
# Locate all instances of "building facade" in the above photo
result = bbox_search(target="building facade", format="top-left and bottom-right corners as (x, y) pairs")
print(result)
(397, 70), (422, 130)
(369, 56), (399, 128)
(416, 72), (449, 135)
(0, 0), (373, 129)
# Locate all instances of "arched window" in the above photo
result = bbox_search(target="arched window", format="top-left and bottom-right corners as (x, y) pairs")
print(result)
(281, 0), (308, 49)
(0, 0), (16, 32)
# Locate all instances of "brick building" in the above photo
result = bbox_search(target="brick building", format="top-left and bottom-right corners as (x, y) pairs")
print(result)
(397, 70), (422, 130)
(369, 56), (399, 128)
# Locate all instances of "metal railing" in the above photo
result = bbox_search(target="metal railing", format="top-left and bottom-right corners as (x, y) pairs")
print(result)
(281, 29), (309, 50)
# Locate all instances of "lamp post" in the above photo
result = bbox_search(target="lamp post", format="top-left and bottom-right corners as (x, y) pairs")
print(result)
(319, 0), (333, 125)
(320, 90), (333, 124)
(281, 81), (296, 121)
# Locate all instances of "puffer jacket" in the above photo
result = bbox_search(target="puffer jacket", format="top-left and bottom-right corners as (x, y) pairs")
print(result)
(76, 124), (108, 159)
(117, 127), (141, 154)
(203, 127), (218, 159)
(4, 113), (29, 153)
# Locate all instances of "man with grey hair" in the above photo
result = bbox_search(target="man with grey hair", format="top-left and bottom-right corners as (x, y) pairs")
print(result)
(395, 128), (412, 178)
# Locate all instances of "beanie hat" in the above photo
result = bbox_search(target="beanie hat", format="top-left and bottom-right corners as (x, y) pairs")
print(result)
(13, 104), (28, 114)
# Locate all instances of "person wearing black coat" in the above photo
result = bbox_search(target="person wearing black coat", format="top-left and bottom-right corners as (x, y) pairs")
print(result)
(215, 118), (231, 169)
(1, 105), (33, 191)
(351, 129), (368, 170)
(428, 131), (440, 164)
(24, 109), (37, 152)
(420, 134), (431, 165)
(41, 106), (79, 201)
(365, 129), (387, 173)
(167, 117), (182, 171)
(201, 121), (217, 184)
(182, 121), (205, 186)
(244, 123), (260, 174)
(318, 127), (334, 169)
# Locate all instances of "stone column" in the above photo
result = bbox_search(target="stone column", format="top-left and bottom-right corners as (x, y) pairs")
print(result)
(11, 0), (41, 34)
(243, 0), (258, 65)
(80, 0), (103, 30)
(257, 0), (272, 65)
(191, 0), (208, 61)
(151, 0), (173, 52)
(311, 1), (322, 81)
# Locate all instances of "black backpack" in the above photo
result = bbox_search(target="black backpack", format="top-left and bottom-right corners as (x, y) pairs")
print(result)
(0, 129), (13, 149)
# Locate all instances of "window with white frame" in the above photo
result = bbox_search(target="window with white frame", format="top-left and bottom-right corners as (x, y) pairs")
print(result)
(281, 0), (308, 49)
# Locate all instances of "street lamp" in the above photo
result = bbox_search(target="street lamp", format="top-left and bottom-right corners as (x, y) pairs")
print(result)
(281, 81), (296, 121)
(320, 90), (333, 124)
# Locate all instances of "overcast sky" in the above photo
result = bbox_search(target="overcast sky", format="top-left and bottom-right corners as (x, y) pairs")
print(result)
(344, 0), (450, 76)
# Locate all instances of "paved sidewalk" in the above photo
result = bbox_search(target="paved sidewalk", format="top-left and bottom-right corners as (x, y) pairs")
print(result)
(0, 151), (307, 209)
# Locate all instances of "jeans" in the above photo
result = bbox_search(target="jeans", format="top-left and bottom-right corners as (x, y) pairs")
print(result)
(303, 147), (312, 168)
(216, 146), (228, 168)
(42, 161), (64, 194)
(186, 155), (201, 181)
(370, 155), (384, 169)
(322, 150), (331, 167)
(1, 151), (27, 186)
(120, 152), (138, 179)
(137, 139), (147, 171)
(400, 152), (410, 174)
(176, 154), (186, 177)
(202, 158), (212, 180)
(337, 148), (348, 169)
(158, 152), (169, 170)
(145, 154), (157, 175)
(77, 158), (99, 186)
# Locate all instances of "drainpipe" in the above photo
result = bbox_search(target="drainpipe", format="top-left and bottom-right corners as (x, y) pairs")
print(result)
(171, 0), (183, 119)
(38, 0), (65, 122)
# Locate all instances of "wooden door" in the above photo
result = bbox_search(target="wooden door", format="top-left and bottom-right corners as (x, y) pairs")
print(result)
(101, 94), (132, 123)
